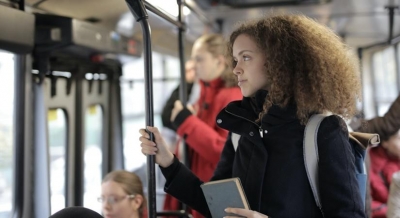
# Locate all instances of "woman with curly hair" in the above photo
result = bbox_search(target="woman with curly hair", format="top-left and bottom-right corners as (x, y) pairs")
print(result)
(139, 14), (364, 218)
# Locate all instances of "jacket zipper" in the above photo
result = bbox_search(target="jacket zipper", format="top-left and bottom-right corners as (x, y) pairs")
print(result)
(224, 109), (264, 138)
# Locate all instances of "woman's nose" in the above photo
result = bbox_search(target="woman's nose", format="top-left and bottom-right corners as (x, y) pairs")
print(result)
(233, 64), (243, 75)
(103, 201), (112, 210)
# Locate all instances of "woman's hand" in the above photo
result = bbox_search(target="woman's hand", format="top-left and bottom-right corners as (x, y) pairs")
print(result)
(170, 100), (184, 122)
(224, 208), (268, 218)
(139, 126), (174, 168)
(170, 100), (196, 122)
(186, 104), (196, 115)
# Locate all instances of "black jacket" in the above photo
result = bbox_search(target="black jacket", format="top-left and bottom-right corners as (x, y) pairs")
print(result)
(161, 83), (194, 131)
(161, 90), (365, 218)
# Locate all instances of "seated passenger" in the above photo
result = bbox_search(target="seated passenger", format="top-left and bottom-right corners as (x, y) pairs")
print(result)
(100, 170), (146, 218)
(351, 94), (400, 217)
(354, 94), (400, 140)
(369, 129), (400, 218)
(49, 206), (103, 218)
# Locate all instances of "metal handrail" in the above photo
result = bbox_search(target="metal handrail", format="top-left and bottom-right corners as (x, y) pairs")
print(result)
(125, 1), (157, 217)
(143, 1), (184, 29)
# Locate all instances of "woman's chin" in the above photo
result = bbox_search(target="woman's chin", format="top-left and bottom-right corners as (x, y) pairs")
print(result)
(241, 89), (254, 98)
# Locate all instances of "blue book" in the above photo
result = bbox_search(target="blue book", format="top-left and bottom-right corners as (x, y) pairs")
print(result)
(200, 177), (250, 217)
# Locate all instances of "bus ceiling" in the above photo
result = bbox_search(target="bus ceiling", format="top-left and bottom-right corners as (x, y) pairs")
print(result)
(0, 5), (34, 54)
(34, 13), (142, 60)
(212, 0), (332, 8)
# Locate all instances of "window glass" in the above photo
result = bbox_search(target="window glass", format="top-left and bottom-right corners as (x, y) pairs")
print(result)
(152, 52), (164, 79)
(122, 52), (163, 80)
(122, 115), (165, 211)
(165, 55), (180, 78)
(48, 109), (67, 214)
(121, 81), (145, 115)
(122, 57), (144, 80)
(0, 50), (14, 218)
(123, 117), (147, 173)
(372, 47), (398, 116)
(83, 105), (103, 213)
(121, 53), (180, 211)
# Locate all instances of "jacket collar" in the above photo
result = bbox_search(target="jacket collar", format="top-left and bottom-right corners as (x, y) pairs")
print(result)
(223, 90), (268, 122)
(224, 90), (297, 124)
(200, 77), (224, 89)
(218, 90), (298, 132)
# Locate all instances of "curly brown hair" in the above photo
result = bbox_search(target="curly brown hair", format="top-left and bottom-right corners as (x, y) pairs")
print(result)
(196, 34), (237, 87)
(227, 14), (361, 124)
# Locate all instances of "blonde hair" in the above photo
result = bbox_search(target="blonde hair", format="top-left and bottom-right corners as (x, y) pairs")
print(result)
(227, 14), (361, 124)
(195, 34), (237, 87)
(102, 171), (146, 217)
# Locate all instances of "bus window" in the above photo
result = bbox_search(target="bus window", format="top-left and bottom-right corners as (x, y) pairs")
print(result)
(123, 117), (147, 172)
(372, 47), (398, 115)
(122, 53), (178, 211)
(165, 55), (180, 78)
(121, 57), (147, 174)
(121, 53), (176, 172)
(84, 104), (103, 213)
(0, 50), (15, 218)
(48, 108), (67, 214)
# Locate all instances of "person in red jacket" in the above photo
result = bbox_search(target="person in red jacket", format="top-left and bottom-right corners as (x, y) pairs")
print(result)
(369, 129), (400, 218)
(163, 34), (242, 218)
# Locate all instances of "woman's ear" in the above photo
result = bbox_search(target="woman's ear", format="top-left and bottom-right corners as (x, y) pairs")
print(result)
(217, 55), (226, 66)
(131, 194), (144, 211)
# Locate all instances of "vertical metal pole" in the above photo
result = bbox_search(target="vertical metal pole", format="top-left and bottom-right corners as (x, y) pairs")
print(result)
(177, 1), (190, 213)
(394, 44), (400, 92)
(74, 69), (84, 206)
(369, 49), (379, 116)
(13, 0), (27, 215)
(143, 23), (156, 217)
(13, 55), (33, 218)
(142, 18), (156, 218)
(357, 48), (365, 115)
(18, 0), (25, 11)
(177, 0), (190, 169)
(12, 55), (26, 218)
(109, 67), (125, 170)
(177, 1), (187, 107)
(385, 2), (398, 44)
(125, 1), (156, 217)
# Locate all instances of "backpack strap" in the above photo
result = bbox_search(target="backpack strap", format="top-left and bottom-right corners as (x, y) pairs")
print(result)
(304, 114), (327, 210)
(231, 133), (241, 151)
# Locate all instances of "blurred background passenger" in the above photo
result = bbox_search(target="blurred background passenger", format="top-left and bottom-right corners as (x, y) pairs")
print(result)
(161, 60), (199, 131)
(369, 129), (400, 218)
(353, 94), (400, 140)
(163, 33), (242, 218)
(100, 170), (146, 218)
(161, 60), (200, 152)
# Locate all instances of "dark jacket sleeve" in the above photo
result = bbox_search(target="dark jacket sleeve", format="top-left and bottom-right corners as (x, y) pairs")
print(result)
(161, 85), (180, 130)
(161, 83), (194, 131)
(318, 116), (365, 218)
(160, 134), (236, 217)
(160, 156), (209, 215)
(359, 94), (400, 141)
